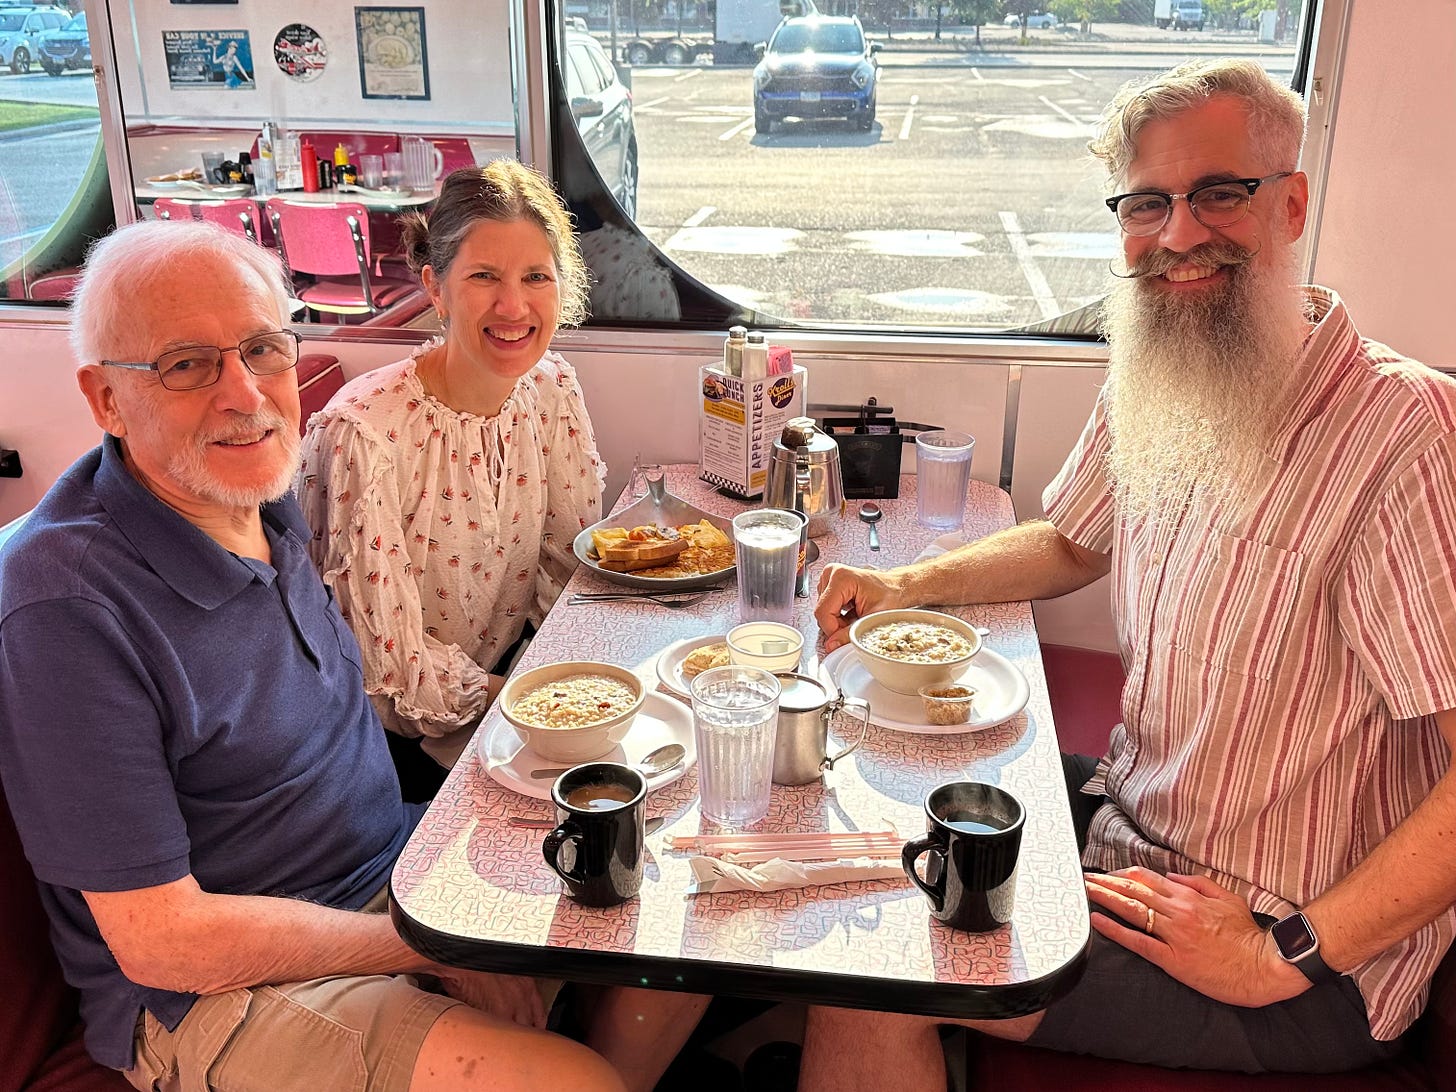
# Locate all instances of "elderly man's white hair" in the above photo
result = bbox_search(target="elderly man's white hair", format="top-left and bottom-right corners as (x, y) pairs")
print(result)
(69, 220), (293, 365)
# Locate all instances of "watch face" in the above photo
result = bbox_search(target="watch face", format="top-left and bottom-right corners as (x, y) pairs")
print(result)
(1272, 913), (1319, 960)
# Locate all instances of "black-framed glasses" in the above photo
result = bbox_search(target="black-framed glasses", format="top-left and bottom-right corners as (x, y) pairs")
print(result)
(1105, 172), (1293, 237)
(102, 330), (302, 391)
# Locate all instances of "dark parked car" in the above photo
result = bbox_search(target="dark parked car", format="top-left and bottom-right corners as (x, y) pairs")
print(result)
(753, 14), (880, 134)
(563, 29), (638, 217)
(38, 9), (87, 76)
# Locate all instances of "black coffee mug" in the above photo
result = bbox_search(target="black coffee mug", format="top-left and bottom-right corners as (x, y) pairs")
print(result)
(902, 782), (1024, 931)
(542, 762), (647, 907)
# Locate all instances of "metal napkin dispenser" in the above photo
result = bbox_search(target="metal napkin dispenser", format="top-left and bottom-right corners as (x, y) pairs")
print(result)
(765, 417), (845, 539)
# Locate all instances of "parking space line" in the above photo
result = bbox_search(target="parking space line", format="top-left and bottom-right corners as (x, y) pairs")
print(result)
(635, 96), (671, 111)
(720, 117), (755, 141)
(999, 211), (1062, 320)
(1067, 69), (1094, 82)
(1038, 95), (1081, 124)
(675, 69), (701, 82)
(899, 94), (919, 140)
(684, 206), (715, 227)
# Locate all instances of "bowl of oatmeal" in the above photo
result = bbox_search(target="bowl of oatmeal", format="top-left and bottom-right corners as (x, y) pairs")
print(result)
(848, 609), (981, 695)
(499, 661), (646, 763)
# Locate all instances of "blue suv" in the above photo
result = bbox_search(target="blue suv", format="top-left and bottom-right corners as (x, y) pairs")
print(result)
(753, 15), (879, 134)
(38, 9), (87, 76)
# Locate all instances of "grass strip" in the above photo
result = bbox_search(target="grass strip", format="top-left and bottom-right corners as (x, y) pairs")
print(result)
(0, 100), (100, 134)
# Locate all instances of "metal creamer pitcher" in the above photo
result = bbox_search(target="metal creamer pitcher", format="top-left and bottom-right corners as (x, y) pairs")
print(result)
(765, 417), (845, 539)
(771, 673), (871, 785)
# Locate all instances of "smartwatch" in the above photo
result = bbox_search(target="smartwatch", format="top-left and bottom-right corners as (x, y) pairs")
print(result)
(1270, 911), (1340, 985)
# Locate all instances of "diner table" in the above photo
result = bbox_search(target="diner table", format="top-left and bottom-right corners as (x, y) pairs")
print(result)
(132, 181), (436, 213)
(390, 466), (1090, 1020)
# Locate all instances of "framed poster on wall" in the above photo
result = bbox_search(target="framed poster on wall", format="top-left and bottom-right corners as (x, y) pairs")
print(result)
(354, 6), (429, 101)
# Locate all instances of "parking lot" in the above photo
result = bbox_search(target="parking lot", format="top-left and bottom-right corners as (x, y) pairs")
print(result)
(625, 47), (1293, 329)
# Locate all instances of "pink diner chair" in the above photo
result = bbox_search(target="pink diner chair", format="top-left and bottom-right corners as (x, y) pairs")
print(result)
(153, 197), (262, 243)
(265, 198), (416, 321)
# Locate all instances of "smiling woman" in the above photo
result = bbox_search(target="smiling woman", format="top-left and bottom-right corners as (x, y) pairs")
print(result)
(293, 160), (606, 778)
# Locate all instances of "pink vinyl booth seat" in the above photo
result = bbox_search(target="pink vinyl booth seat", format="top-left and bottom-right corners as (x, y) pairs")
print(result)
(265, 198), (417, 320)
(153, 197), (262, 243)
(973, 644), (1456, 1092)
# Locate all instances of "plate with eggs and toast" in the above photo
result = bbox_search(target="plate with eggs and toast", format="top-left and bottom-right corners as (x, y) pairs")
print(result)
(572, 479), (736, 591)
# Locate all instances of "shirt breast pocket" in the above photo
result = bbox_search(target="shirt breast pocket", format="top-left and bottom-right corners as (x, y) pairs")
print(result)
(1168, 532), (1303, 681)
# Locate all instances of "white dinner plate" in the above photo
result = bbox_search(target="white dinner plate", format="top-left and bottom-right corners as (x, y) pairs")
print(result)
(479, 690), (696, 801)
(145, 178), (192, 189)
(654, 633), (731, 699)
(206, 184), (252, 197)
(821, 645), (1030, 734)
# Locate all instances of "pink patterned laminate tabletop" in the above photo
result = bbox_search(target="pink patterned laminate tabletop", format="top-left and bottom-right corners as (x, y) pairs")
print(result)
(390, 467), (1089, 1017)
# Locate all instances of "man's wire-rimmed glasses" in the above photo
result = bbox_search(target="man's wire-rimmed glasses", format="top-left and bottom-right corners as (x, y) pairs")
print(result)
(1105, 172), (1293, 237)
(102, 330), (303, 391)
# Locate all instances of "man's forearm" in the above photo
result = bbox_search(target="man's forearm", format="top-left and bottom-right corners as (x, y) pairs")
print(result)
(896, 519), (1110, 607)
(102, 881), (435, 996)
(1303, 764), (1456, 974)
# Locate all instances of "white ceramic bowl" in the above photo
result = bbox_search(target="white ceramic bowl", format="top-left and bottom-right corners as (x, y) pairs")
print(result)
(848, 609), (982, 695)
(498, 661), (645, 764)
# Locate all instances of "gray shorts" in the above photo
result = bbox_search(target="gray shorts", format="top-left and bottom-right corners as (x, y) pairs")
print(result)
(1026, 926), (1405, 1072)
(1027, 754), (1408, 1073)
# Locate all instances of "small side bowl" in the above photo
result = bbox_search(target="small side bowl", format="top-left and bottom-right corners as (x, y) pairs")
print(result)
(849, 608), (981, 695)
(498, 661), (645, 764)
(726, 621), (804, 673)
(918, 684), (978, 726)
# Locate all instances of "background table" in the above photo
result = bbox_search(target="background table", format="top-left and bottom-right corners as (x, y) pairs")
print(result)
(391, 467), (1089, 1019)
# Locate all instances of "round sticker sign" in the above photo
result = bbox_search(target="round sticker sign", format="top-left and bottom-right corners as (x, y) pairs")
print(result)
(274, 24), (327, 83)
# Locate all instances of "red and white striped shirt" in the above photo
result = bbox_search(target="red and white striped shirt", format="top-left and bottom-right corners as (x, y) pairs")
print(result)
(1043, 287), (1456, 1039)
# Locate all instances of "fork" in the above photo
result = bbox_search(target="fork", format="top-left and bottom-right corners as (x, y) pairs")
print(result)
(567, 590), (713, 609)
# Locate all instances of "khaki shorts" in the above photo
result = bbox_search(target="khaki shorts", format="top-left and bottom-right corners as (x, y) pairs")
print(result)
(121, 885), (465, 1092)
(123, 972), (463, 1092)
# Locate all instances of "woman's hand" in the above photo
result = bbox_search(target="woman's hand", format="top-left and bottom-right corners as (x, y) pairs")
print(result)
(1085, 867), (1309, 1008)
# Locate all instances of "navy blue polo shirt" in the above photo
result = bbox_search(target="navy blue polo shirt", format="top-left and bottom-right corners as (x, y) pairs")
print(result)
(0, 436), (419, 1070)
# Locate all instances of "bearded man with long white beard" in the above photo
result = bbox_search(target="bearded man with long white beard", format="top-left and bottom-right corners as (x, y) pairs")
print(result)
(807, 58), (1456, 1082)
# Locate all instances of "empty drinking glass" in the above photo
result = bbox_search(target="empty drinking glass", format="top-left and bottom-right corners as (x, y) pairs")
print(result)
(358, 153), (383, 189)
(691, 666), (780, 827)
(628, 458), (663, 499)
(383, 152), (405, 189)
(915, 430), (975, 530)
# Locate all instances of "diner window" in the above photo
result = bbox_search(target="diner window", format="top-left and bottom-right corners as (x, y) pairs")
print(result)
(0, 6), (113, 303)
(551, 0), (1318, 334)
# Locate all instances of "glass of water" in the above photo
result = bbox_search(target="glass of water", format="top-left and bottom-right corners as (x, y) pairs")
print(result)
(690, 665), (781, 828)
(732, 509), (801, 624)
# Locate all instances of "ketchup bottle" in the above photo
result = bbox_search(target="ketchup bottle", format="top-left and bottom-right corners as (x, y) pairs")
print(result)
(301, 142), (319, 193)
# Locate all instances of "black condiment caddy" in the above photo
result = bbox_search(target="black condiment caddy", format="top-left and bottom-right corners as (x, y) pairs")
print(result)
(808, 399), (940, 500)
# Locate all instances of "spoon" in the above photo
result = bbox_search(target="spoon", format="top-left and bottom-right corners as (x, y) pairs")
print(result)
(796, 538), (821, 598)
(530, 742), (687, 781)
(859, 502), (882, 551)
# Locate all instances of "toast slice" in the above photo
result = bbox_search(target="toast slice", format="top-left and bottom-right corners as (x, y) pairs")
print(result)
(599, 531), (688, 567)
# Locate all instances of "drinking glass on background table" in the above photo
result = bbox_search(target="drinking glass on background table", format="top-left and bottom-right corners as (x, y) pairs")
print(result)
(383, 151), (406, 189)
(916, 430), (976, 530)
(358, 153), (383, 188)
(691, 665), (780, 827)
(732, 509), (801, 624)
(200, 151), (226, 184)
(627, 458), (663, 499)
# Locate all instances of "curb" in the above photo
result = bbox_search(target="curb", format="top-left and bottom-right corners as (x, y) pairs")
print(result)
(0, 116), (100, 143)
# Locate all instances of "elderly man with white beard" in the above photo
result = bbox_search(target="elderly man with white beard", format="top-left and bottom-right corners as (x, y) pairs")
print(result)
(807, 58), (1456, 1082)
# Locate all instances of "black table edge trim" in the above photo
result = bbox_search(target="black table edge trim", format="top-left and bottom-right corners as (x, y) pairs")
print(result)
(390, 885), (1089, 1020)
